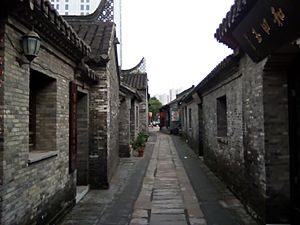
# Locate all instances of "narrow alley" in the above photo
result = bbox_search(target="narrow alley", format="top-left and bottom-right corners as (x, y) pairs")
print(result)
(59, 129), (257, 225)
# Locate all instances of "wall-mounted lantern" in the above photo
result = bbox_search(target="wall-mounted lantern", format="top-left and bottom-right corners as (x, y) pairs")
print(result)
(22, 30), (41, 62)
(17, 30), (41, 66)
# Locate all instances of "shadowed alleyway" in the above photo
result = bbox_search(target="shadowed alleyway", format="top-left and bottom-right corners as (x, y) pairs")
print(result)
(59, 129), (258, 225)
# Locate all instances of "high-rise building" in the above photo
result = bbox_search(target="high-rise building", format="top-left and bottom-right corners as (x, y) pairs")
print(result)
(155, 94), (169, 105)
(50, 0), (99, 15)
(169, 88), (182, 102)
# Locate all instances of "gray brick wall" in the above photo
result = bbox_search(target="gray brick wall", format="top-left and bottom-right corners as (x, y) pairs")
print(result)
(2, 20), (77, 225)
(33, 74), (57, 152)
(137, 90), (148, 133)
(130, 100), (139, 141)
(240, 55), (267, 220)
(119, 97), (131, 157)
(107, 45), (120, 183)
(89, 70), (108, 188)
(202, 65), (256, 216)
(203, 71), (244, 178)
(77, 91), (89, 185)
(183, 101), (200, 155)
(200, 53), (293, 223)
(88, 43), (119, 189)
(263, 60), (290, 222)
(0, 23), (4, 225)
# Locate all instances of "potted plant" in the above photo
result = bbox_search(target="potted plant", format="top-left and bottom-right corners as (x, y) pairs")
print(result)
(131, 132), (150, 157)
(136, 133), (145, 157)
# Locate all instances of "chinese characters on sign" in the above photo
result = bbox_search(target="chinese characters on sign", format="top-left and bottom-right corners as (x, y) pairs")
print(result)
(232, 0), (300, 62)
(245, 6), (286, 49)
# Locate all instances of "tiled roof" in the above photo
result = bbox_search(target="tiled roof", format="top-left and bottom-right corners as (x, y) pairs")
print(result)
(120, 82), (142, 102)
(65, 20), (114, 63)
(121, 58), (148, 90)
(167, 86), (195, 106)
(4, 0), (91, 56)
(195, 54), (240, 94)
(3, 0), (91, 58)
(214, 0), (257, 49)
(121, 73), (148, 90)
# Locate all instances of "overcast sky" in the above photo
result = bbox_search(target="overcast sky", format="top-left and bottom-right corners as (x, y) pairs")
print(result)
(121, 0), (235, 96)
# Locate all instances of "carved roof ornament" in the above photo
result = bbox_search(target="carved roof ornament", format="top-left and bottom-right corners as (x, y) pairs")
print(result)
(66, 0), (114, 22)
(121, 58), (148, 90)
(122, 58), (147, 74)
(98, 0), (114, 22)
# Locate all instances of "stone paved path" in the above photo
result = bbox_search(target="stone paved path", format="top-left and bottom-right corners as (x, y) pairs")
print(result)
(130, 132), (206, 225)
(59, 129), (258, 225)
(58, 132), (156, 225)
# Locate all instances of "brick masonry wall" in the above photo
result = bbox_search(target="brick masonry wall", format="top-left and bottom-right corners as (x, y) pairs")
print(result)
(2, 20), (77, 225)
(106, 45), (120, 183)
(130, 100), (139, 141)
(204, 55), (267, 222)
(202, 54), (288, 223)
(34, 77), (57, 152)
(186, 102), (200, 155)
(203, 70), (244, 184)
(263, 63), (290, 222)
(181, 105), (188, 138)
(77, 91), (89, 185)
(137, 90), (148, 133)
(240, 55), (267, 222)
(119, 97), (131, 157)
(89, 43), (120, 189)
(89, 70), (108, 188)
(0, 23), (4, 225)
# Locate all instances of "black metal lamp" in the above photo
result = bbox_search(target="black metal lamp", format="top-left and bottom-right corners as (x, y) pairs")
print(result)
(21, 30), (41, 63)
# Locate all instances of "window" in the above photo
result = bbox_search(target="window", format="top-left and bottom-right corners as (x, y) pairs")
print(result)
(86, 12), (89, 15)
(217, 95), (227, 137)
(65, 4), (68, 10)
(56, 4), (59, 10)
(51, 4), (54, 8)
(86, 0), (89, 2)
(80, 12), (84, 15)
(65, 0), (69, 2)
(81, 0), (84, 2)
(80, 4), (84, 10)
(29, 70), (57, 152)
(188, 108), (192, 129)
(86, 5), (89, 10)
(65, 12), (69, 15)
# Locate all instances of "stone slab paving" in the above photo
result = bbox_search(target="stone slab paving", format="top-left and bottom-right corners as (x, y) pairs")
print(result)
(59, 129), (258, 225)
(58, 132), (157, 225)
(130, 132), (206, 225)
(172, 135), (258, 225)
